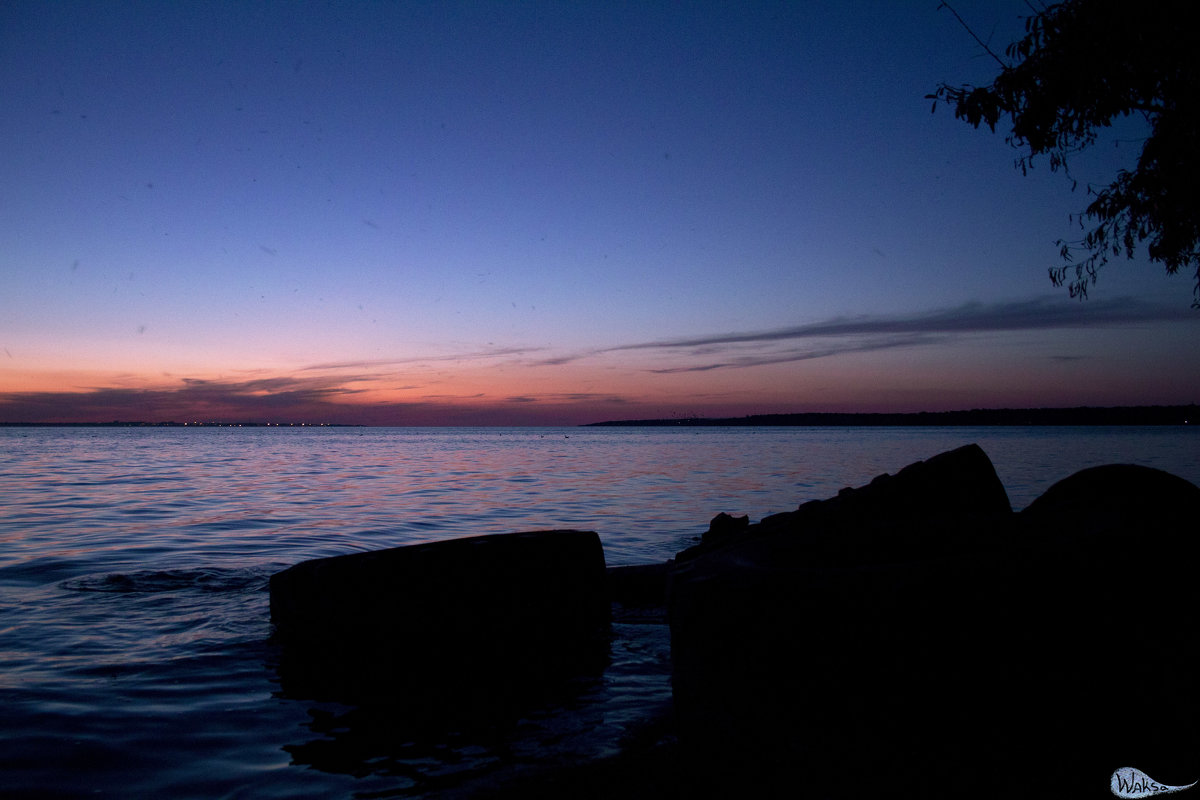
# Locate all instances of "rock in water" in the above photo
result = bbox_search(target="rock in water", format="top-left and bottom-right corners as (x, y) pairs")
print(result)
(668, 446), (1200, 798)
(675, 442), (1012, 564)
(668, 445), (1014, 794)
(1013, 464), (1200, 790)
(270, 529), (610, 718)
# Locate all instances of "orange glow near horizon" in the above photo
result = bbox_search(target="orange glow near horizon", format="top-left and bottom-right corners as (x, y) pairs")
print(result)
(5, 323), (1198, 426)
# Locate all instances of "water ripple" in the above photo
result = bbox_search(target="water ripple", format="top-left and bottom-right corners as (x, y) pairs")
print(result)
(1, 425), (1197, 798)
(61, 567), (272, 594)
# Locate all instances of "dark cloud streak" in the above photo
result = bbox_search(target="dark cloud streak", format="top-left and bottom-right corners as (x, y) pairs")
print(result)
(302, 346), (545, 372)
(647, 334), (945, 373)
(617, 297), (1191, 353)
(0, 375), (372, 424)
(539, 297), (1195, 372)
(3, 298), (1193, 424)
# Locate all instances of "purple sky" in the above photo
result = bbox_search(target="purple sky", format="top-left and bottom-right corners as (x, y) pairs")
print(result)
(2, 1), (1197, 424)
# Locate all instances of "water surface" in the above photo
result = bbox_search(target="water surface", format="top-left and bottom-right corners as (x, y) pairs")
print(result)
(1, 425), (1196, 797)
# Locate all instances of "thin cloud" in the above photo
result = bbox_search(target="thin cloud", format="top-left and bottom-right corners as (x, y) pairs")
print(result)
(538, 297), (1195, 372)
(0, 375), (370, 424)
(302, 346), (545, 372)
(0, 380), (541, 426)
(648, 334), (944, 373)
(504, 392), (631, 404)
(529, 353), (583, 367)
(178, 376), (364, 395)
(4, 297), (1192, 423)
(613, 297), (1192, 354)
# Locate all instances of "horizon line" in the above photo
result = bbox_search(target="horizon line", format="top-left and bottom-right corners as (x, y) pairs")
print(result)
(3, 402), (1196, 429)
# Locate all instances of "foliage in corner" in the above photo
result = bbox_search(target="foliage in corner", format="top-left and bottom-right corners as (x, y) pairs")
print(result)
(929, 0), (1199, 307)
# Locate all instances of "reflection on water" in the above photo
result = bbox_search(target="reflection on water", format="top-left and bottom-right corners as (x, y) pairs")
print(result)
(0, 425), (1195, 796)
(273, 618), (672, 796)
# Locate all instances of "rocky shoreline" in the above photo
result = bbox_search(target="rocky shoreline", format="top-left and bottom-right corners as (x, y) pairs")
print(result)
(270, 444), (1200, 798)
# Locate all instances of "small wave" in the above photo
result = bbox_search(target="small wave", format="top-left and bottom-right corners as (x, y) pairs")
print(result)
(61, 567), (271, 594)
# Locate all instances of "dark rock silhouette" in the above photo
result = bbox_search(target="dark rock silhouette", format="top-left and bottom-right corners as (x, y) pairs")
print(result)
(270, 529), (610, 728)
(1011, 464), (1200, 792)
(696, 511), (750, 551)
(267, 448), (1200, 797)
(607, 562), (671, 610)
(676, 443), (1012, 565)
(668, 446), (1200, 798)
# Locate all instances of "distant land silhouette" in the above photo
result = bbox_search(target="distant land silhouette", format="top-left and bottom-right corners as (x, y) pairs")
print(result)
(2, 406), (1197, 427)
(587, 405), (1199, 427)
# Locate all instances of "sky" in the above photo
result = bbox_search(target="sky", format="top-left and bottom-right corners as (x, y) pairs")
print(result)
(2, 0), (1198, 425)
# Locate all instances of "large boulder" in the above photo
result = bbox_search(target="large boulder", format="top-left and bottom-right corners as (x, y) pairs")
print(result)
(675, 442), (1013, 565)
(270, 529), (611, 722)
(668, 447), (1200, 798)
(1011, 464), (1200, 789)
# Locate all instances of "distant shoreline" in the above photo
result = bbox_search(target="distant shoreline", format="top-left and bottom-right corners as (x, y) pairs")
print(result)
(585, 405), (1198, 427)
(1, 405), (1196, 427)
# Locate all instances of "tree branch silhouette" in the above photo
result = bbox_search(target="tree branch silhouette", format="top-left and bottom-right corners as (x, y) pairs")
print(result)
(930, 0), (1200, 307)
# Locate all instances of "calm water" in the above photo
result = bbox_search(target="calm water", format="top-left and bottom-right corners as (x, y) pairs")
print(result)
(2, 425), (1197, 798)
